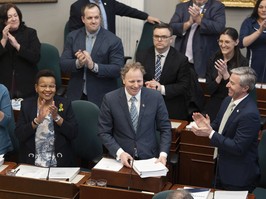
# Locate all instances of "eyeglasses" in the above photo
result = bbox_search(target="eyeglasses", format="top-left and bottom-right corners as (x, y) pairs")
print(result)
(153, 35), (171, 41)
(38, 84), (56, 89)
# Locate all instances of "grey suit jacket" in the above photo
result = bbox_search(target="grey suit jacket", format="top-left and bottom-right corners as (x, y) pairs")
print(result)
(211, 95), (260, 188)
(60, 27), (124, 107)
(98, 87), (172, 159)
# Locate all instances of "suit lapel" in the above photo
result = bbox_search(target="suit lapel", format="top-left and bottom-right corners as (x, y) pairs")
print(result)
(91, 28), (103, 57)
(160, 47), (174, 82)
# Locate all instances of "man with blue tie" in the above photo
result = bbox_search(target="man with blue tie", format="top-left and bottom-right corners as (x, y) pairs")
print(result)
(98, 62), (171, 168)
(60, 3), (124, 107)
(191, 67), (260, 193)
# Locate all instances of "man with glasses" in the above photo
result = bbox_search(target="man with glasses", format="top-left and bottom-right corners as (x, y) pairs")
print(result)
(136, 23), (190, 120)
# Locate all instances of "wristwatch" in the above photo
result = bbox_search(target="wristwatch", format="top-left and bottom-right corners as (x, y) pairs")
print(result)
(54, 115), (61, 122)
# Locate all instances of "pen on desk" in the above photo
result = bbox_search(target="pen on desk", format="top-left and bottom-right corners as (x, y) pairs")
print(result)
(14, 168), (20, 174)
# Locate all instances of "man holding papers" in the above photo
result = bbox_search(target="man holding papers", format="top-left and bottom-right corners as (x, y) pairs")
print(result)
(98, 62), (171, 168)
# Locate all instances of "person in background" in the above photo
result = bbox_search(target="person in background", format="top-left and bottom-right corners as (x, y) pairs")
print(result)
(0, 84), (13, 157)
(136, 23), (190, 120)
(239, 0), (266, 83)
(204, 27), (248, 121)
(191, 67), (260, 193)
(166, 190), (194, 199)
(98, 62), (171, 168)
(0, 3), (41, 99)
(169, 0), (225, 78)
(15, 70), (78, 167)
(60, 3), (124, 107)
(68, 0), (160, 33)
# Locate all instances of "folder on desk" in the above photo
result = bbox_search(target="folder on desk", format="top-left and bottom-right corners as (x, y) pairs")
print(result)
(184, 187), (210, 199)
(15, 165), (80, 182)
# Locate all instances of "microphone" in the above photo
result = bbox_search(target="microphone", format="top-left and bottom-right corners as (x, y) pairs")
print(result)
(133, 40), (139, 62)
(128, 148), (137, 190)
(46, 135), (56, 180)
(212, 154), (219, 199)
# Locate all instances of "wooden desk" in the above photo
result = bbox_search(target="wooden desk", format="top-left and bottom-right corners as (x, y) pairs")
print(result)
(0, 162), (88, 199)
(79, 181), (172, 199)
(171, 184), (255, 199)
(178, 129), (215, 187)
(170, 120), (188, 154)
(0, 162), (17, 175)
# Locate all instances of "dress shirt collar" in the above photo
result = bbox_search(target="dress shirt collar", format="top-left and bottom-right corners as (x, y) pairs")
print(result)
(86, 27), (100, 38)
(124, 88), (141, 103)
(155, 48), (170, 58)
(232, 94), (249, 107)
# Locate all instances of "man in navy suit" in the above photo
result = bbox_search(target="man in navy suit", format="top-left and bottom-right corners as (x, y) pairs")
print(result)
(60, 3), (124, 107)
(98, 62), (171, 168)
(136, 23), (190, 120)
(191, 67), (260, 192)
(68, 0), (160, 33)
(169, 0), (225, 78)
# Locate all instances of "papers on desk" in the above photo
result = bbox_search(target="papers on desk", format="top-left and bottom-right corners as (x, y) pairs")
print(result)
(0, 154), (4, 166)
(133, 158), (168, 178)
(213, 190), (248, 199)
(171, 121), (181, 129)
(182, 187), (210, 199)
(93, 157), (123, 172)
(15, 165), (80, 182)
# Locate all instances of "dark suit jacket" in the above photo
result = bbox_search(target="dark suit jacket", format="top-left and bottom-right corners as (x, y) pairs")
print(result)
(15, 96), (78, 166)
(60, 27), (124, 107)
(68, 0), (148, 33)
(0, 26), (41, 98)
(136, 47), (191, 120)
(98, 87), (172, 159)
(169, 0), (225, 77)
(211, 95), (260, 188)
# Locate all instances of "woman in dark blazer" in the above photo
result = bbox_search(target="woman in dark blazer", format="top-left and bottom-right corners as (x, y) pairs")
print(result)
(204, 27), (248, 121)
(0, 3), (41, 99)
(15, 70), (78, 167)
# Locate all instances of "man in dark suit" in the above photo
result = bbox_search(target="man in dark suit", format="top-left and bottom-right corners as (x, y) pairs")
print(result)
(136, 23), (190, 120)
(98, 62), (171, 168)
(60, 3), (124, 107)
(169, 0), (225, 78)
(191, 67), (260, 192)
(68, 0), (160, 33)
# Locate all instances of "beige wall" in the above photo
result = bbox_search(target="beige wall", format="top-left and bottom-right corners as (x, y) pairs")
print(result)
(2, 0), (253, 55)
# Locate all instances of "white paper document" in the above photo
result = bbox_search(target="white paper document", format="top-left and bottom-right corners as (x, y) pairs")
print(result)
(213, 190), (248, 199)
(171, 122), (181, 129)
(183, 187), (211, 199)
(133, 157), (168, 178)
(15, 165), (80, 182)
(93, 157), (123, 172)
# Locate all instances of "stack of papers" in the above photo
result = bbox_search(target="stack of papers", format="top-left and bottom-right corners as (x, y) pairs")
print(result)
(0, 154), (4, 166)
(133, 158), (168, 178)
(15, 165), (80, 182)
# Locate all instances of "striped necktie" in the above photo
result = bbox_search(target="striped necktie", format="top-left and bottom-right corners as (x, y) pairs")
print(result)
(155, 54), (163, 81)
(213, 101), (235, 159)
(130, 96), (138, 133)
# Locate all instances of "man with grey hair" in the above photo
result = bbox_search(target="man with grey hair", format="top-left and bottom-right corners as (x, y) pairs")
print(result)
(191, 67), (260, 193)
(166, 190), (194, 199)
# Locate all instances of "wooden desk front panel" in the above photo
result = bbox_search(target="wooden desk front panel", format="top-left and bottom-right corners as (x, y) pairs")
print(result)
(178, 130), (215, 188)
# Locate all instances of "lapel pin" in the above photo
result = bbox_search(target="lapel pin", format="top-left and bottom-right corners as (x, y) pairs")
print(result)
(142, 104), (145, 107)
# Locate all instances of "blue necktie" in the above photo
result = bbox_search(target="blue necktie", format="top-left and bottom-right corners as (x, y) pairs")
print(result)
(155, 54), (163, 81)
(83, 35), (94, 95)
(130, 96), (138, 133)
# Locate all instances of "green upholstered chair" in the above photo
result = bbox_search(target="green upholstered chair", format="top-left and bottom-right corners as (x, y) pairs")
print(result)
(152, 190), (174, 199)
(135, 22), (155, 60)
(71, 100), (103, 169)
(253, 130), (266, 198)
(37, 43), (65, 96)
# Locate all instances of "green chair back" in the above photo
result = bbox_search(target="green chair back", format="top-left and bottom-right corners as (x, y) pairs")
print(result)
(71, 100), (103, 162)
(152, 190), (174, 199)
(136, 22), (155, 56)
(37, 43), (62, 88)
